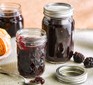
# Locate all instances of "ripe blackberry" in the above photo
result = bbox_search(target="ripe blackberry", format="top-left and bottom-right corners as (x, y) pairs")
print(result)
(30, 77), (45, 85)
(84, 57), (93, 68)
(73, 52), (85, 63)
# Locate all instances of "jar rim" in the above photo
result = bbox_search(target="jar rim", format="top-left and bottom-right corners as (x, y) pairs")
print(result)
(0, 2), (21, 9)
(44, 3), (73, 18)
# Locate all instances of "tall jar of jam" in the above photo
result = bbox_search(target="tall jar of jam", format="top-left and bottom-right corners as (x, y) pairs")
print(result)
(0, 2), (24, 37)
(42, 3), (75, 63)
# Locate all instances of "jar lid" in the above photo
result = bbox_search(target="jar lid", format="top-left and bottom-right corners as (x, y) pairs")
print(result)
(56, 65), (87, 84)
(44, 3), (73, 18)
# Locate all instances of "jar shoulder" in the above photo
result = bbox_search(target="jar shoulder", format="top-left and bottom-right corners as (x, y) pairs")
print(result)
(42, 16), (74, 25)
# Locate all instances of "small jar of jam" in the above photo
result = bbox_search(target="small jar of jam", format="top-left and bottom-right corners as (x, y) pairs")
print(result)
(42, 3), (75, 63)
(16, 28), (46, 78)
(0, 2), (24, 37)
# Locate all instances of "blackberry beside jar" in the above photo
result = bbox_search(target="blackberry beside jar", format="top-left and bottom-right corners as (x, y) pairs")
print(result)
(42, 3), (75, 63)
(0, 2), (24, 37)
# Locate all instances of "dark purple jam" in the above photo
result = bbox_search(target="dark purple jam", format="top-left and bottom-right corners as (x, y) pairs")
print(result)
(17, 36), (46, 78)
(0, 12), (23, 37)
(42, 17), (74, 62)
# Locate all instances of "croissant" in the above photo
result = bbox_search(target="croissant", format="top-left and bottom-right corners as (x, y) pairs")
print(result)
(0, 28), (11, 56)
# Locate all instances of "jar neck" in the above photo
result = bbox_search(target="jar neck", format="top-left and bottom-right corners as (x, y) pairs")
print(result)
(44, 15), (73, 20)
(0, 10), (21, 17)
(44, 15), (74, 27)
(16, 28), (47, 46)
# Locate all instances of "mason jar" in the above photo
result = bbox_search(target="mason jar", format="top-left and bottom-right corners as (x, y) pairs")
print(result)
(0, 2), (24, 37)
(42, 3), (75, 63)
(16, 28), (47, 78)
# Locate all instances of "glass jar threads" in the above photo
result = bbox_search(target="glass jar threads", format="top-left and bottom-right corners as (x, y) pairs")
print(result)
(42, 3), (75, 63)
(0, 2), (24, 37)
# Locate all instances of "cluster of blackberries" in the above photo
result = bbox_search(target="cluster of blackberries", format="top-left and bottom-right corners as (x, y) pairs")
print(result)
(30, 77), (45, 85)
(71, 51), (93, 68)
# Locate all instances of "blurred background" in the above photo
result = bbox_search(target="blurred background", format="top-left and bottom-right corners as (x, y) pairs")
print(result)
(0, 0), (93, 29)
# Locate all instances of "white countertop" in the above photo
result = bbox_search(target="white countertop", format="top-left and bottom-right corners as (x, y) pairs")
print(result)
(0, 30), (93, 85)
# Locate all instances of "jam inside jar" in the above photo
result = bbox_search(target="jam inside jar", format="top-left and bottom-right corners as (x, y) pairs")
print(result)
(42, 3), (75, 63)
(0, 2), (24, 37)
(16, 28), (46, 78)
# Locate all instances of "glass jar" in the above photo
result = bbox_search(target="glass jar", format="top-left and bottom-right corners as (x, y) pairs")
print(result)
(16, 28), (46, 79)
(42, 3), (75, 63)
(0, 2), (24, 37)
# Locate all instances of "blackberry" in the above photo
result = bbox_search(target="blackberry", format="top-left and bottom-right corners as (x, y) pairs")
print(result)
(73, 52), (85, 63)
(84, 57), (93, 68)
(34, 77), (45, 84)
(30, 77), (45, 85)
